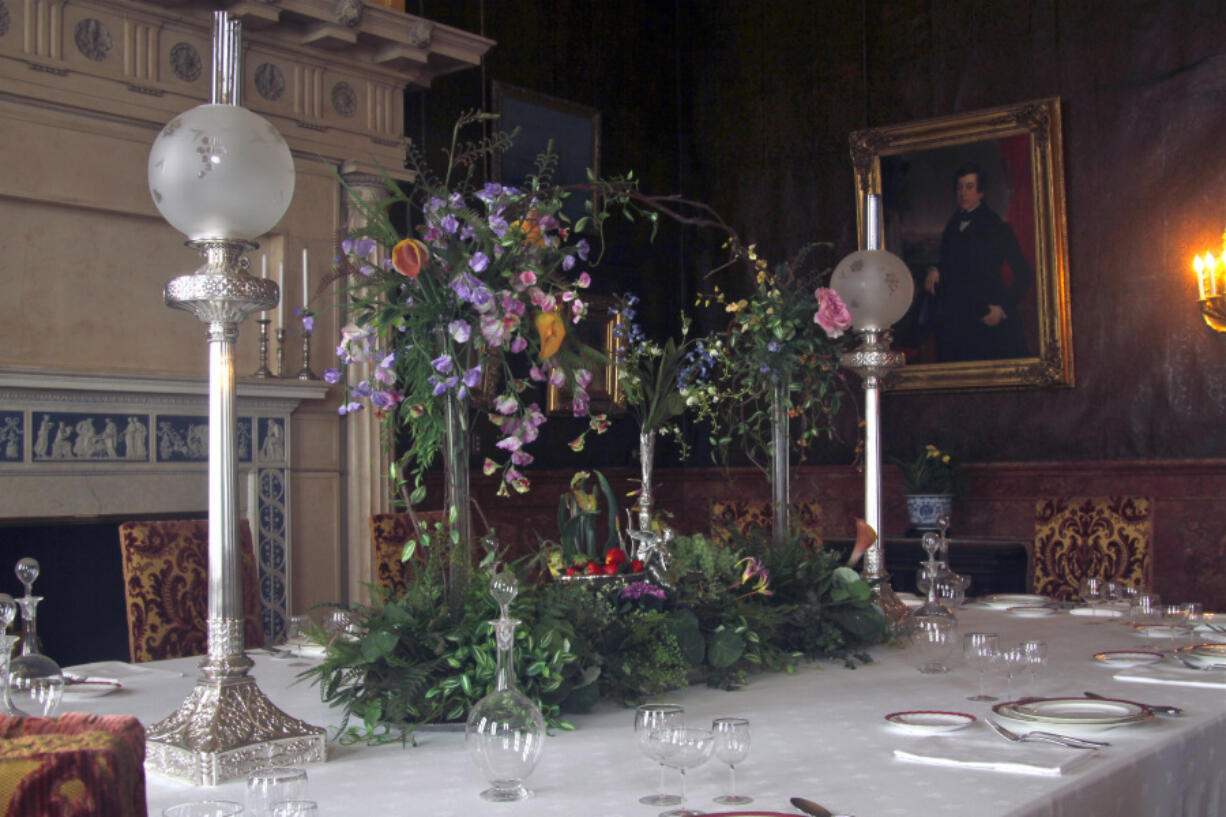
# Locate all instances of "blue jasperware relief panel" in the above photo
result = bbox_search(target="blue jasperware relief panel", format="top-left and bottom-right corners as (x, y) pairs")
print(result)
(156, 415), (252, 462)
(29, 412), (149, 462)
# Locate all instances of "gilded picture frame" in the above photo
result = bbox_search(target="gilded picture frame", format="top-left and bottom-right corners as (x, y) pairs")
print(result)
(850, 97), (1073, 392)
(545, 295), (626, 415)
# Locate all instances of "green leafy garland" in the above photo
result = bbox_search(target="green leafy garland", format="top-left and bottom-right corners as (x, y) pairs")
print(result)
(302, 529), (887, 744)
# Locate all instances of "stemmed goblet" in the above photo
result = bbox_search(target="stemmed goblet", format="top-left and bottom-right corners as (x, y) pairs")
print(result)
(654, 727), (715, 817)
(1020, 640), (1048, 696)
(1079, 576), (1105, 622)
(996, 643), (1027, 700)
(1160, 605), (1188, 653)
(962, 632), (999, 701)
(1133, 593), (1163, 650)
(711, 717), (752, 805)
(635, 704), (684, 806)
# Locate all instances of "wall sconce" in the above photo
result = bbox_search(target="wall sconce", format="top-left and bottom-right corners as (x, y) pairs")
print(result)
(1194, 240), (1226, 331)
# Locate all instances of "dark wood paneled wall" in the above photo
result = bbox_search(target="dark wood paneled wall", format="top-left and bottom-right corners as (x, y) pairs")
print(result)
(402, 3), (1226, 606)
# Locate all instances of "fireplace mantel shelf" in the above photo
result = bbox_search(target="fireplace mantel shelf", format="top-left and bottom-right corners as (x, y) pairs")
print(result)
(0, 367), (330, 403)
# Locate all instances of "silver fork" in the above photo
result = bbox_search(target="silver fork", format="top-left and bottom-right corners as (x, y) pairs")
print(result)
(987, 719), (1108, 749)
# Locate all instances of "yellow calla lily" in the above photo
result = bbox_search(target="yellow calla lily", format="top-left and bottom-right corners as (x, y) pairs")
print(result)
(535, 310), (565, 359)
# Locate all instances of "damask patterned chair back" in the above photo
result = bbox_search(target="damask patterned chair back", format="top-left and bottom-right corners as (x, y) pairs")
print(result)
(371, 511), (446, 596)
(0, 713), (147, 817)
(709, 500), (823, 548)
(117, 518), (265, 662)
(1032, 496), (1153, 600)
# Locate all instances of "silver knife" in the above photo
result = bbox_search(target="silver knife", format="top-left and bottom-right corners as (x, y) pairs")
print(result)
(1084, 690), (1182, 716)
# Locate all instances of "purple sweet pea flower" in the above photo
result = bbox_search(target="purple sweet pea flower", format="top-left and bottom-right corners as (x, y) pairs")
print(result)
(509, 337), (528, 354)
(323, 368), (343, 384)
(431, 354), (453, 374)
(448, 320), (471, 343)
(576, 239), (591, 261)
(302, 313), (315, 333)
(440, 213), (460, 234)
(562, 254), (576, 271)
(461, 365), (483, 389)
(489, 214), (509, 237)
(469, 252), (490, 273)
(511, 450), (533, 466)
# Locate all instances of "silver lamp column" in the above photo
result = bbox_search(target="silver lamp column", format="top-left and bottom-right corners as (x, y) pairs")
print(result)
(831, 194), (914, 624)
(145, 11), (326, 785)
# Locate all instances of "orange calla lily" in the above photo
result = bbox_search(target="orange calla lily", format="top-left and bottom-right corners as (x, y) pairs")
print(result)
(848, 517), (878, 567)
(535, 310), (565, 359)
(391, 238), (429, 279)
(511, 211), (547, 248)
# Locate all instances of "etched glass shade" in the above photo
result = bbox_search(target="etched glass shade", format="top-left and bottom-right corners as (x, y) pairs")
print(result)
(830, 249), (914, 331)
(147, 103), (295, 241)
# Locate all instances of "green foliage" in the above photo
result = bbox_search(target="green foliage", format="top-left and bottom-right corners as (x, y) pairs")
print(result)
(555, 470), (620, 564)
(302, 525), (888, 744)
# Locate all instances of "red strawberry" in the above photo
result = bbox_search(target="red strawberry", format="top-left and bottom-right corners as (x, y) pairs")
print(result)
(605, 547), (628, 567)
(585, 561), (601, 575)
(603, 564), (618, 575)
(629, 559), (645, 572)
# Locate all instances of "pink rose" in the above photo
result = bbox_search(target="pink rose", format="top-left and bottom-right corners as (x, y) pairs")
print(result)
(814, 287), (853, 338)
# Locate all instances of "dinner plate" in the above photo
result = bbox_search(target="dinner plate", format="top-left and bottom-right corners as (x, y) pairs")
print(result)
(1093, 650), (1164, 667)
(1173, 644), (1226, 670)
(1007, 605), (1057, 618)
(975, 593), (1050, 609)
(1069, 606), (1123, 618)
(62, 678), (122, 698)
(1133, 624), (1182, 638)
(884, 710), (976, 734)
(992, 699), (1152, 736)
(1009, 697), (1147, 724)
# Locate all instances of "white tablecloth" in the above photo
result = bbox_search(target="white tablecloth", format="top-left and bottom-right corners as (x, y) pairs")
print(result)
(64, 606), (1226, 817)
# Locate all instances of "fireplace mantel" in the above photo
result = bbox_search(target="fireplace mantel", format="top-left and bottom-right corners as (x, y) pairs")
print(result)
(0, 366), (327, 642)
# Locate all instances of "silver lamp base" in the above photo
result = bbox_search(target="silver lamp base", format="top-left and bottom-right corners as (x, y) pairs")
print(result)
(146, 675), (327, 786)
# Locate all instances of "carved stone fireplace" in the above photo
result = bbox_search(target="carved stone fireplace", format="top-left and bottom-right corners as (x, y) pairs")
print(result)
(0, 368), (325, 653)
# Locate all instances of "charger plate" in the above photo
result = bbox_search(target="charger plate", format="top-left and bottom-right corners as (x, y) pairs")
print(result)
(975, 594), (1050, 610)
(1093, 650), (1164, 667)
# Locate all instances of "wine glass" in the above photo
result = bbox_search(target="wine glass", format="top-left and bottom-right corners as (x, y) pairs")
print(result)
(246, 767), (308, 817)
(1182, 602), (1204, 646)
(1133, 592), (1163, 650)
(962, 632), (999, 701)
(654, 727), (715, 817)
(912, 615), (957, 674)
(635, 703), (684, 806)
(1020, 639), (1048, 696)
(996, 643), (1027, 700)
(162, 802), (244, 817)
(1079, 576), (1105, 622)
(711, 717), (751, 805)
(1160, 604), (1188, 652)
(268, 802), (319, 817)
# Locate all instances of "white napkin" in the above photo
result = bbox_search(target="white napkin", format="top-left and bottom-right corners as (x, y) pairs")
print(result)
(63, 660), (185, 681)
(1115, 664), (1226, 689)
(893, 736), (1095, 776)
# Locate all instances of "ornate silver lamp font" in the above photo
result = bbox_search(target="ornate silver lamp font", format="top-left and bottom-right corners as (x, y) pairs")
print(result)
(145, 11), (326, 784)
(831, 194), (915, 624)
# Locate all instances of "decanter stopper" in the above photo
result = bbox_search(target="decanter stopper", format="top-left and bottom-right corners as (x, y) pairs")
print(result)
(15, 558), (38, 598)
(490, 566), (518, 621)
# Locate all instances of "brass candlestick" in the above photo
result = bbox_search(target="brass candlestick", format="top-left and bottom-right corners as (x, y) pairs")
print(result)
(296, 327), (319, 380)
(276, 328), (287, 378)
(253, 318), (273, 378)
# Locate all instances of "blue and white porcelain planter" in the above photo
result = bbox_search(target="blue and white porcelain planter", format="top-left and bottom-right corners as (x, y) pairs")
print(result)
(905, 494), (954, 530)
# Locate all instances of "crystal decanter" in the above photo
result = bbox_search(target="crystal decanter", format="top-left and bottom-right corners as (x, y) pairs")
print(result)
(465, 572), (545, 802)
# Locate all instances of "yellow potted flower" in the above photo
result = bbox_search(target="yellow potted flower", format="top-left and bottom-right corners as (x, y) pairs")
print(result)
(895, 444), (964, 530)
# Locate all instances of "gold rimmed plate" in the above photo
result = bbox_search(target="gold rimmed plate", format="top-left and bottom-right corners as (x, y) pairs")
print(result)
(1093, 650), (1164, 668)
(884, 710), (976, 734)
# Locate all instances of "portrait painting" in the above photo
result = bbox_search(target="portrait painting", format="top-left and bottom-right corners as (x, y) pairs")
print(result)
(849, 98), (1073, 391)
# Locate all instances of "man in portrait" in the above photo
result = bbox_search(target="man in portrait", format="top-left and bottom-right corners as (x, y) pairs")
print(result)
(922, 162), (1033, 362)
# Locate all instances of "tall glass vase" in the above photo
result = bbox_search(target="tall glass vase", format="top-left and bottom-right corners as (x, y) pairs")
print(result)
(770, 379), (790, 550)
(443, 388), (473, 619)
(637, 429), (657, 533)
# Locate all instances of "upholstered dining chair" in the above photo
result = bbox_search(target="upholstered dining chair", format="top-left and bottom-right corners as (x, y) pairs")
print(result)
(116, 518), (265, 662)
(709, 499), (824, 547)
(370, 510), (447, 596)
(1031, 496), (1153, 601)
(0, 712), (147, 817)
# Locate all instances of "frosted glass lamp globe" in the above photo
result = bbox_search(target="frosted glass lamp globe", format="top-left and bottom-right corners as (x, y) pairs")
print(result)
(148, 104), (295, 241)
(830, 249), (914, 331)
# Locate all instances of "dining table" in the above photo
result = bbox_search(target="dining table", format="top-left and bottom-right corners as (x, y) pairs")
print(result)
(60, 600), (1226, 817)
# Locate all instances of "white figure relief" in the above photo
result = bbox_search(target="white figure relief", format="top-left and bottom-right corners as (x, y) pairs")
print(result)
(51, 422), (73, 459)
(2, 417), (19, 460)
(73, 418), (97, 458)
(186, 424), (208, 459)
(33, 415), (51, 459)
(124, 417), (147, 460)
(158, 421), (184, 460)
(260, 420), (284, 461)
(100, 418), (119, 459)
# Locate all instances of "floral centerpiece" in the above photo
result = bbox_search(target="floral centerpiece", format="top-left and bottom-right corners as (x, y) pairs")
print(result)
(606, 293), (720, 529)
(696, 243), (854, 544)
(303, 522), (888, 745)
